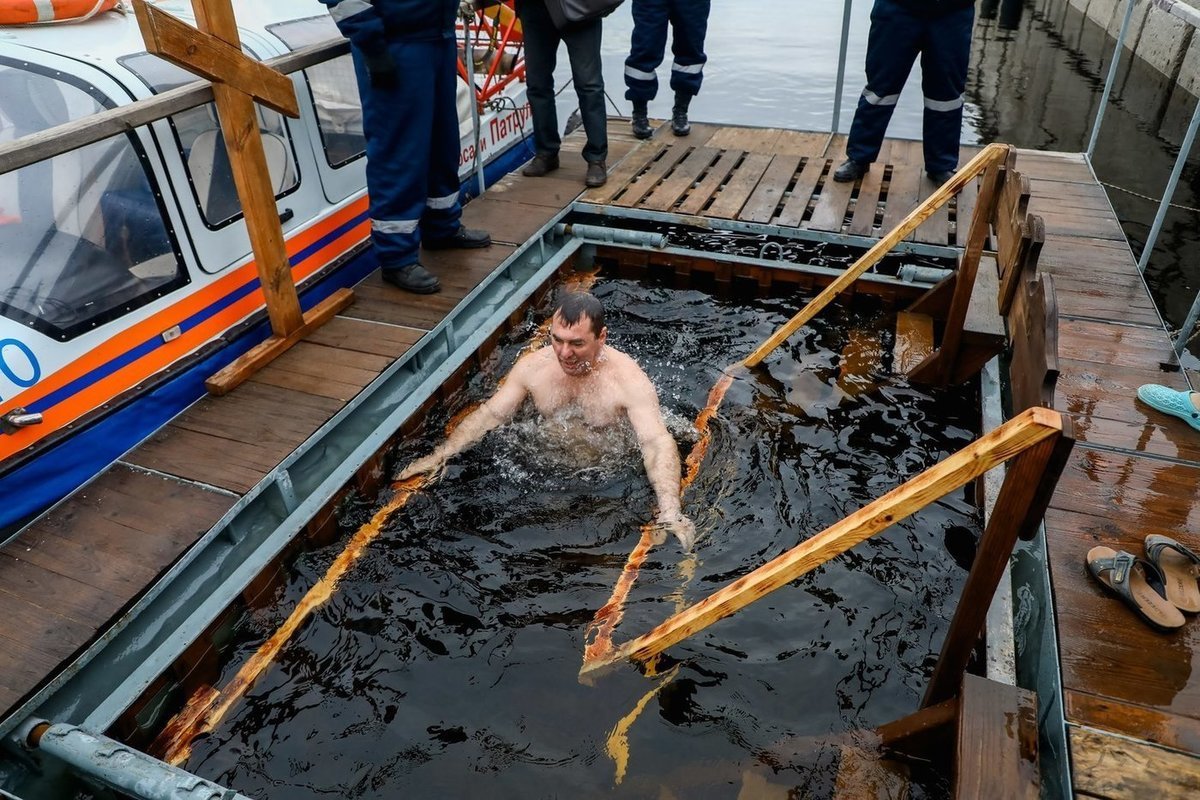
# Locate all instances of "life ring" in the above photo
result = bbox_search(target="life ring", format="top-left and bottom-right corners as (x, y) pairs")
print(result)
(0, 0), (120, 26)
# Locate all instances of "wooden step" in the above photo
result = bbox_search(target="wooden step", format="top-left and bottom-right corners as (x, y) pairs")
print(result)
(838, 326), (885, 397)
(956, 674), (1039, 799)
(833, 743), (911, 799)
(963, 254), (1004, 343)
(894, 311), (934, 373)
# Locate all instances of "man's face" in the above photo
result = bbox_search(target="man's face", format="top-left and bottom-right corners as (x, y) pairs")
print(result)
(549, 313), (607, 376)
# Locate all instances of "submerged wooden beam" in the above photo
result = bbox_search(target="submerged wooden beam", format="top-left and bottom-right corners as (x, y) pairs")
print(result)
(741, 143), (1011, 369)
(579, 407), (1065, 676)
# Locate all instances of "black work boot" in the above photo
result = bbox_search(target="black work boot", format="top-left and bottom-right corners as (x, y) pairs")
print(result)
(926, 168), (956, 185)
(585, 160), (608, 188)
(631, 100), (652, 139)
(671, 92), (691, 136)
(522, 152), (560, 177)
(832, 159), (868, 183)
(423, 226), (492, 250)
(382, 263), (440, 294)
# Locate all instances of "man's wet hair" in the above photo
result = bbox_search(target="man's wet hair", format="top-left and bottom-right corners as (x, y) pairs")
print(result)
(554, 291), (605, 336)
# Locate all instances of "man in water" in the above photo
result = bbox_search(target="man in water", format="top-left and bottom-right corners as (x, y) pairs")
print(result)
(398, 292), (696, 549)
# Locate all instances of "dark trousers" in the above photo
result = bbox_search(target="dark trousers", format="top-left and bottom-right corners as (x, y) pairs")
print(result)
(624, 0), (710, 104)
(352, 36), (462, 268)
(846, 0), (974, 174)
(516, 0), (608, 163)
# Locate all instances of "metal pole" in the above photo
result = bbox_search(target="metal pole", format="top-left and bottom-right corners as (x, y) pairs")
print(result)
(1086, 0), (1137, 160)
(1177, 288), (1200, 356)
(16, 720), (255, 800)
(831, 0), (855, 135)
(464, 11), (488, 196)
(1139, 96), (1200, 275)
(555, 223), (668, 248)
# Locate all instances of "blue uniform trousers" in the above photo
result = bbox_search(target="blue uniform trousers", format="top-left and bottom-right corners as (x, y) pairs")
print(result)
(846, 0), (974, 174)
(351, 37), (463, 269)
(624, 0), (710, 104)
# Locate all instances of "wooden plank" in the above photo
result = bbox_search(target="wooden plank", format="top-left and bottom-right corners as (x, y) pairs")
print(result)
(0, 554), (125, 626)
(1067, 691), (1200, 755)
(130, 426), (284, 494)
(304, 315), (421, 358)
(913, 172), (951, 246)
(882, 159), (924, 234)
(205, 288), (354, 395)
(462, 196), (558, 245)
(703, 153), (773, 219)
(483, 171), (584, 209)
(804, 163), (856, 233)
(894, 311), (934, 373)
(952, 167), (980, 249)
(955, 675), (1039, 799)
(581, 141), (667, 206)
(580, 407), (1064, 673)
(615, 144), (692, 208)
(738, 154), (801, 224)
(676, 148), (742, 216)
(847, 147), (889, 237)
(1009, 275), (1059, 414)
(705, 126), (783, 153)
(641, 146), (721, 213)
(771, 130), (829, 156)
(773, 154), (828, 228)
(1071, 726), (1200, 798)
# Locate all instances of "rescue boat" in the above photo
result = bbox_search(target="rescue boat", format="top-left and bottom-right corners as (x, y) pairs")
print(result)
(0, 0), (532, 532)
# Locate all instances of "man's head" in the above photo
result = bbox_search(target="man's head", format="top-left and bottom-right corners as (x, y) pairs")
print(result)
(550, 292), (607, 376)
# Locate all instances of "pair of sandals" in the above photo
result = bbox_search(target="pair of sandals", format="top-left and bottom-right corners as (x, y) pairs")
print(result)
(1087, 535), (1200, 632)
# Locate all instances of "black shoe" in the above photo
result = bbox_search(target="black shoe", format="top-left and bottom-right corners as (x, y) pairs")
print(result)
(381, 263), (440, 294)
(585, 160), (608, 188)
(671, 107), (690, 136)
(423, 226), (492, 250)
(927, 169), (956, 185)
(522, 153), (559, 177)
(631, 110), (652, 139)
(832, 159), (868, 183)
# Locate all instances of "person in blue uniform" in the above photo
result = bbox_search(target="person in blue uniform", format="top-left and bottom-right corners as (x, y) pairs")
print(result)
(321, 0), (491, 294)
(833, 0), (976, 186)
(515, 0), (609, 188)
(624, 0), (710, 139)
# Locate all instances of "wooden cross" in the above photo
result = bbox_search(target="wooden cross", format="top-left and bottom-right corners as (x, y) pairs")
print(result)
(133, 0), (353, 395)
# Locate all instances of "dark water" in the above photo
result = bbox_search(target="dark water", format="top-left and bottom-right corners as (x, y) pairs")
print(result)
(569, 0), (1200, 366)
(183, 280), (980, 798)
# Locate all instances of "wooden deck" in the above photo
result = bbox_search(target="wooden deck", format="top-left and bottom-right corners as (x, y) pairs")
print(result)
(1, 118), (1198, 796)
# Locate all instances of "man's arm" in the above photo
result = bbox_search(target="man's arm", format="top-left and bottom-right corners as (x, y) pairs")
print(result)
(624, 368), (696, 549)
(396, 356), (532, 480)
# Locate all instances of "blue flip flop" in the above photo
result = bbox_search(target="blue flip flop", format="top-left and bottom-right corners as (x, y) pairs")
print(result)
(1137, 384), (1200, 432)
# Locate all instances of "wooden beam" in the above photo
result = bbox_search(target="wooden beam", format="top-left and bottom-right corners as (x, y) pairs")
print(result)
(0, 39), (347, 176)
(741, 143), (1011, 369)
(579, 407), (1066, 675)
(134, 0), (298, 117)
(205, 289), (354, 396)
(954, 675), (1040, 799)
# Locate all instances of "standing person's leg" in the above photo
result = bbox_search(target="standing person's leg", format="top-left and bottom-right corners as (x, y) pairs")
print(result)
(919, 4), (974, 180)
(562, 17), (608, 185)
(422, 37), (491, 251)
(625, 0), (669, 138)
(516, 0), (563, 174)
(352, 38), (439, 293)
(837, 0), (922, 181)
(666, 0), (709, 136)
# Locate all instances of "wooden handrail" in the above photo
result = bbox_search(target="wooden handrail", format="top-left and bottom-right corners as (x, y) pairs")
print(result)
(578, 407), (1067, 676)
(0, 38), (349, 176)
(742, 142), (1011, 369)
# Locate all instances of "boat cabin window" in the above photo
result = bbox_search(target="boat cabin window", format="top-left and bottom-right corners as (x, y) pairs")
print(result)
(0, 60), (186, 342)
(120, 52), (301, 228)
(268, 16), (366, 168)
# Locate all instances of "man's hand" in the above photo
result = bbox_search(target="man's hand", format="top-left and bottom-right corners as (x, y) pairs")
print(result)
(655, 510), (697, 551)
(396, 452), (447, 483)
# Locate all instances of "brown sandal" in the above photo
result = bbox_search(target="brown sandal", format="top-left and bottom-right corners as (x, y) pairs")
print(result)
(1086, 546), (1185, 632)
(1144, 535), (1200, 613)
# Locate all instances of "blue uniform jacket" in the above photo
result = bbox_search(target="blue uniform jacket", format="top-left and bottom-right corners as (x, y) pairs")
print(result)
(319, 0), (460, 51)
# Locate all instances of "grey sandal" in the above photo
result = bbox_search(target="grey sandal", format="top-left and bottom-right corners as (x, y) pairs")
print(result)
(1086, 546), (1185, 632)
(1145, 534), (1200, 613)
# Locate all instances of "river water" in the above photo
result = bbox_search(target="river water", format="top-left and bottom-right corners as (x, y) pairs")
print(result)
(554, 0), (1200, 367)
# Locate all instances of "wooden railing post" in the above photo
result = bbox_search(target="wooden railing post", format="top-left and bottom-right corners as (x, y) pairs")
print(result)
(909, 156), (1007, 384)
(921, 418), (1074, 707)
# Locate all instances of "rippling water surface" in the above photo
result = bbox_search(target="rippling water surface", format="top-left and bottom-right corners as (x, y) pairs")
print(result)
(185, 279), (980, 798)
